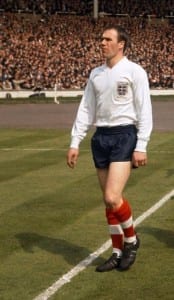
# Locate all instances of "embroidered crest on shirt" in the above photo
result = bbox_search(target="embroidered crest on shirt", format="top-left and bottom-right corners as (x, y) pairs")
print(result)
(117, 82), (128, 96)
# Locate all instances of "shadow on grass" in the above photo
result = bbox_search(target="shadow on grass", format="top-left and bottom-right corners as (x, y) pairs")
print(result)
(16, 232), (104, 267)
(139, 226), (174, 248)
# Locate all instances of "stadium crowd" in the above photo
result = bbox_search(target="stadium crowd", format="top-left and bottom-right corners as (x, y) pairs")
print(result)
(0, 0), (173, 17)
(0, 1), (173, 90)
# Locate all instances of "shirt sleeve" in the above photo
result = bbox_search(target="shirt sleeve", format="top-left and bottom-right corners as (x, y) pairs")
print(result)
(133, 67), (153, 152)
(70, 77), (96, 149)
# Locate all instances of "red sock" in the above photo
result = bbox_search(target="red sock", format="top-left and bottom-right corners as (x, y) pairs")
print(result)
(106, 208), (123, 256)
(114, 199), (136, 243)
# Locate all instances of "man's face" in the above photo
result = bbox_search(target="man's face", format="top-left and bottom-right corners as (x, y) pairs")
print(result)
(101, 29), (124, 60)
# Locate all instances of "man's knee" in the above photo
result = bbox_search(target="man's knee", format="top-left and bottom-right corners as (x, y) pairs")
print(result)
(104, 191), (123, 209)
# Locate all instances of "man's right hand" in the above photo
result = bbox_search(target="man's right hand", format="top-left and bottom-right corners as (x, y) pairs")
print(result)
(66, 148), (79, 168)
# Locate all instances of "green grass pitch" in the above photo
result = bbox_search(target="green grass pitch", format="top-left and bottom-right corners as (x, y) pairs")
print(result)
(0, 128), (173, 300)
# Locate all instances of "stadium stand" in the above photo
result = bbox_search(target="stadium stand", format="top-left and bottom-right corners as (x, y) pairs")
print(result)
(0, 1), (173, 90)
(0, 0), (173, 17)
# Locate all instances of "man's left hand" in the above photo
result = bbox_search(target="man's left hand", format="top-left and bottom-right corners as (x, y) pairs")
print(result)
(132, 151), (147, 168)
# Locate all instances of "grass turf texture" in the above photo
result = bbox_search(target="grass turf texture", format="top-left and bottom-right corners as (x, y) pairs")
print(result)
(0, 129), (173, 300)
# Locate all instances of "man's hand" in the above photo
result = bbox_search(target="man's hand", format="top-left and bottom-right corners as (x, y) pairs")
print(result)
(67, 148), (79, 169)
(132, 151), (147, 168)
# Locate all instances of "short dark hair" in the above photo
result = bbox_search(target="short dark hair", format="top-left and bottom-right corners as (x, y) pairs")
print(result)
(103, 25), (130, 52)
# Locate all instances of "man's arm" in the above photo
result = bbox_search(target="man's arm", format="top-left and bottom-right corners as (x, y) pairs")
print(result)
(70, 77), (96, 149)
(132, 66), (153, 167)
(67, 75), (96, 168)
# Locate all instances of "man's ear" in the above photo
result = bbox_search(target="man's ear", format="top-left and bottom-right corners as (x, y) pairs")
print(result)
(119, 40), (125, 50)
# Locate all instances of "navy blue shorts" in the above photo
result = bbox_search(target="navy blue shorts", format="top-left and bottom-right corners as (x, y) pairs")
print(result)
(91, 125), (137, 169)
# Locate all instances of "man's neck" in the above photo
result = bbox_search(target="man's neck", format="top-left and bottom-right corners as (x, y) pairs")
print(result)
(106, 55), (125, 68)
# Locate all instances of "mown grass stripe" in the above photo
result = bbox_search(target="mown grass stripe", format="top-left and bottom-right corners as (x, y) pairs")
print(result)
(0, 148), (173, 154)
(33, 189), (174, 300)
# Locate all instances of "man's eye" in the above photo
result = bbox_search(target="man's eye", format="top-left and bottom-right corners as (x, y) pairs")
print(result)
(101, 38), (111, 42)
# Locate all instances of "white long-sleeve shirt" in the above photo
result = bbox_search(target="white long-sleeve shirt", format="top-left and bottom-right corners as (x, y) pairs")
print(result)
(70, 57), (153, 152)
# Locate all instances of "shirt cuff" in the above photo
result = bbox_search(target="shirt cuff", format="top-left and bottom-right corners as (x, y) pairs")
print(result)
(134, 139), (148, 152)
(70, 137), (80, 149)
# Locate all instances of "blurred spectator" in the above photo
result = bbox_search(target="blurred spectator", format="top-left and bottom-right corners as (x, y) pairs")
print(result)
(0, 11), (173, 90)
(0, 0), (173, 17)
